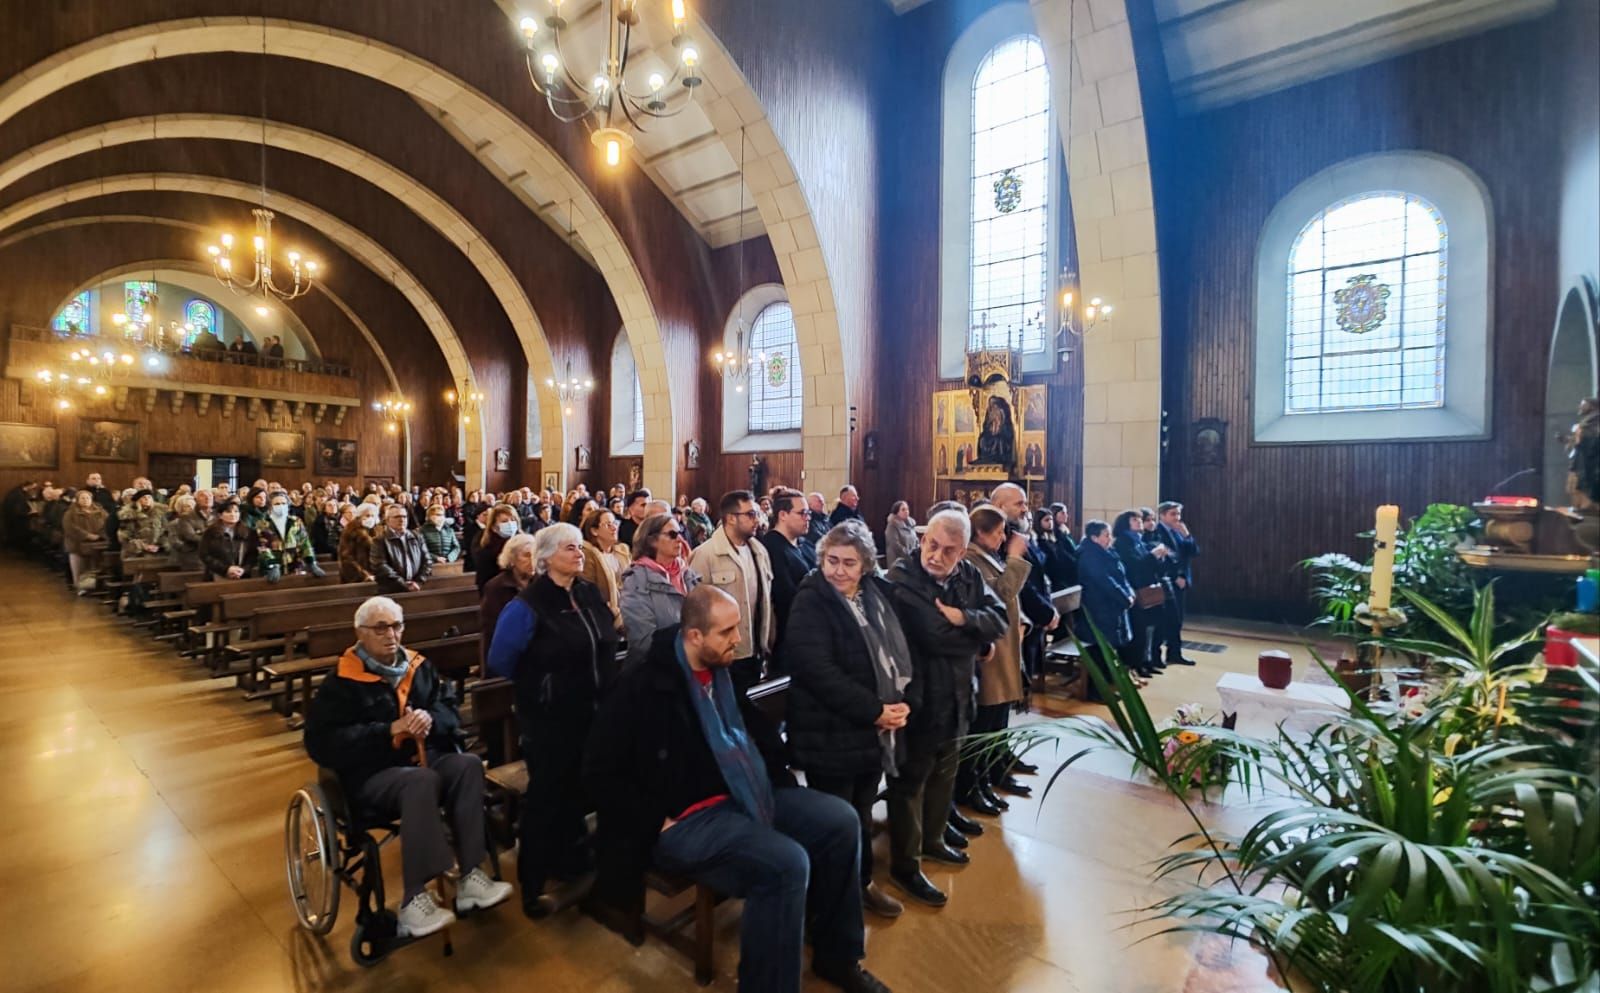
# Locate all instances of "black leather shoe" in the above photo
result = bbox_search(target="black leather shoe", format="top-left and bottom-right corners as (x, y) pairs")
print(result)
(889, 868), (948, 907)
(815, 959), (894, 993)
(1008, 758), (1039, 775)
(1166, 656), (1197, 666)
(942, 824), (969, 849)
(959, 790), (1003, 817)
(920, 842), (970, 866)
(994, 775), (1033, 798)
(947, 807), (985, 837)
(979, 784), (1010, 811)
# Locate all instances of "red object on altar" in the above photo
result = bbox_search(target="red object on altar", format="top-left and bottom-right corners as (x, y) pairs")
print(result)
(1484, 495), (1540, 507)
(1258, 650), (1293, 689)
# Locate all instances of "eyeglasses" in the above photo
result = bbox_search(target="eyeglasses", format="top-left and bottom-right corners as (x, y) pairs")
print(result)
(360, 622), (405, 635)
(661, 530), (683, 540)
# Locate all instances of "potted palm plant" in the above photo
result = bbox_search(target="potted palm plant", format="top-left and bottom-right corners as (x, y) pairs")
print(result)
(988, 587), (1599, 993)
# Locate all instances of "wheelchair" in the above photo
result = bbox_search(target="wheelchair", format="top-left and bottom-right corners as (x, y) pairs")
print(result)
(284, 765), (501, 967)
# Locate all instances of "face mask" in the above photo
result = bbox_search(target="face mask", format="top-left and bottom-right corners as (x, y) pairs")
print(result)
(497, 522), (519, 538)
(270, 506), (289, 521)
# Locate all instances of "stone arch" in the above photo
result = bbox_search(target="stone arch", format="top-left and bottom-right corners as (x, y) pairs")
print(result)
(684, 34), (854, 495)
(0, 174), (480, 485)
(0, 112), (570, 491)
(1030, 0), (1164, 524)
(0, 17), (686, 493)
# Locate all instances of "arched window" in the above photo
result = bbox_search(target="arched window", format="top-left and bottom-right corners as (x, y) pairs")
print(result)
(746, 302), (802, 432)
(1254, 152), (1491, 443)
(526, 372), (543, 459)
(124, 280), (156, 324)
(721, 284), (801, 452)
(939, 5), (1059, 377)
(969, 36), (1051, 353)
(1286, 193), (1446, 413)
(53, 291), (92, 335)
(184, 299), (217, 344)
(610, 330), (644, 456)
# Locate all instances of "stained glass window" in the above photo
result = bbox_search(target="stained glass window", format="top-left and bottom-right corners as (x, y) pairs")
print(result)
(125, 281), (157, 324)
(53, 291), (92, 334)
(747, 302), (802, 432)
(969, 35), (1050, 353)
(1286, 192), (1447, 413)
(185, 299), (216, 334)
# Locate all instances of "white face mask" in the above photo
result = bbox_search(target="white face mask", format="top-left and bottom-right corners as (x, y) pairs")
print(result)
(270, 506), (289, 521)
(497, 521), (519, 538)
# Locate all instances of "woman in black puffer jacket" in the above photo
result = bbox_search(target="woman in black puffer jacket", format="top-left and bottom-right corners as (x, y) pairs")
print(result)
(782, 521), (918, 918)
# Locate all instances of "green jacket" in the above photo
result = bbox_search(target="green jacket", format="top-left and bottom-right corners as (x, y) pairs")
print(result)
(256, 515), (316, 575)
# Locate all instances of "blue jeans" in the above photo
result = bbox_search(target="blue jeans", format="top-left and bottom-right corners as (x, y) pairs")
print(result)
(654, 787), (865, 993)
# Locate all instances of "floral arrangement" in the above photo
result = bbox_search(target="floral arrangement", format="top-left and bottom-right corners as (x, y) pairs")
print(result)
(1157, 702), (1234, 791)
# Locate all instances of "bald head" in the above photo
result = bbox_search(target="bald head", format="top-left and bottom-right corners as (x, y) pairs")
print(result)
(991, 483), (1027, 523)
(681, 585), (741, 670)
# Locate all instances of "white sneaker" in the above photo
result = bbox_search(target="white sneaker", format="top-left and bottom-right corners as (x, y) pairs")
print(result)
(455, 867), (514, 912)
(396, 890), (455, 938)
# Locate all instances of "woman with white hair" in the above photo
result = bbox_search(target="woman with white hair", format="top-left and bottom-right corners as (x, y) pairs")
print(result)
(479, 531), (537, 666)
(168, 494), (207, 570)
(485, 523), (619, 918)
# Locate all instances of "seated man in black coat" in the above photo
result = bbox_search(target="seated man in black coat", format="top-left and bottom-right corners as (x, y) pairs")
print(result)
(304, 596), (511, 938)
(758, 487), (817, 670)
(584, 586), (891, 993)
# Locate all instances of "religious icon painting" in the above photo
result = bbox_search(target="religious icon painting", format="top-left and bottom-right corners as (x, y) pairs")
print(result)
(685, 439), (701, 469)
(1022, 387), (1047, 432)
(575, 445), (592, 472)
(953, 397), (975, 435)
(494, 448), (511, 472)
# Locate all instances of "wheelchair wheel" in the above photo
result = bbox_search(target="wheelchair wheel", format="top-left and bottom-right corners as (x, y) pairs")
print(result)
(284, 785), (341, 934)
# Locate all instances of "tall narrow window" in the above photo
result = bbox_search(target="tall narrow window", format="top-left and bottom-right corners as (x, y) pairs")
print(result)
(53, 291), (91, 334)
(125, 281), (157, 324)
(1286, 193), (1447, 413)
(526, 373), (543, 458)
(611, 330), (645, 456)
(184, 299), (217, 348)
(747, 302), (802, 432)
(969, 35), (1050, 353)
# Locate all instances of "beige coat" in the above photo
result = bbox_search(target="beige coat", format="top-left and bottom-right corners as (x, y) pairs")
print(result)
(581, 540), (632, 628)
(964, 543), (1030, 706)
(688, 525), (775, 659)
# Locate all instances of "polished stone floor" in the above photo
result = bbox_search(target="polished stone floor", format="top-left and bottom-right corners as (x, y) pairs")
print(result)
(0, 557), (1306, 992)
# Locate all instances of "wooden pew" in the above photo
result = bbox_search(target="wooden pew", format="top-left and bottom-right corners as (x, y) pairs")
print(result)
(268, 606), (482, 718)
(232, 581), (478, 695)
(269, 632), (481, 727)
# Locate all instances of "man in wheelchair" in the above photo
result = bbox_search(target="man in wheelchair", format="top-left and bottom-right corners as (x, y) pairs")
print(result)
(304, 595), (513, 937)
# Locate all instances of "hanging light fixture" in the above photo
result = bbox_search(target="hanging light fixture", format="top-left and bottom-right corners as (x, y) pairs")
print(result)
(372, 396), (413, 434)
(711, 129), (765, 394)
(545, 358), (594, 417)
(444, 381), (487, 426)
(516, 0), (703, 168)
(205, 14), (320, 301)
(1054, 1), (1112, 362)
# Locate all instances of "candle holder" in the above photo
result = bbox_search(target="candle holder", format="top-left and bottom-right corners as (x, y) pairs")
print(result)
(1353, 602), (1410, 703)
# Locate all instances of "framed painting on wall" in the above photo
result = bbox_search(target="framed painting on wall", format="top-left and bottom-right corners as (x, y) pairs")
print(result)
(76, 419), (139, 463)
(543, 472), (559, 492)
(0, 422), (57, 469)
(575, 445), (592, 472)
(1192, 418), (1227, 467)
(685, 439), (701, 469)
(257, 429), (306, 469)
(494, 448), (511, 472)
(314, 438), (357, 475)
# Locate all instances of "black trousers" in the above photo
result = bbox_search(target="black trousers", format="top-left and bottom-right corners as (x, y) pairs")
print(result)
(517, 714), (593, 898)
(1133, 605), (1165, 668)
(806, 770), (883, 883)
(1162, 583), (1187, 659)
(886, 737), (958, 875)
(955, 703), (1011, 798)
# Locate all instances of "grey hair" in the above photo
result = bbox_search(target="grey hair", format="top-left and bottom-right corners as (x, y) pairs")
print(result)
(498, 531), (538, 570)
(818, 520), (876, 567)
(645, 498), (672, 517)
(927, 508), (972, 543)
(532, 523), (583, 576)
(353, 595), (403, 629)
(171, 494), (196, 515)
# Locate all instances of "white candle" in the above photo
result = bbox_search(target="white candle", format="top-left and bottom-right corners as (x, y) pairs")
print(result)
(1370, 504), (1400, 612)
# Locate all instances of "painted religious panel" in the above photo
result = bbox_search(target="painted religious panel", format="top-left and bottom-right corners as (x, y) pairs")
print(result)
(0, 422), (57, 469)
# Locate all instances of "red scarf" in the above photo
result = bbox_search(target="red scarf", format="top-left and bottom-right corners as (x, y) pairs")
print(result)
(636, 555), (688, 594)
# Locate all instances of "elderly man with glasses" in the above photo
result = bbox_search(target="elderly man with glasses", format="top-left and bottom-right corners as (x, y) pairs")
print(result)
(689, 489), (775, 693)
(304, 596), (512, 938)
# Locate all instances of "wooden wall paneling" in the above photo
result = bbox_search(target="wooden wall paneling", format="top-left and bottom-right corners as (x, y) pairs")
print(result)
(1157, 14), (1568, 620)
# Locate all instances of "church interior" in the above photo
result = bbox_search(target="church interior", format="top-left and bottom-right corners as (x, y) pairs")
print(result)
(2, 1), (1598, 991)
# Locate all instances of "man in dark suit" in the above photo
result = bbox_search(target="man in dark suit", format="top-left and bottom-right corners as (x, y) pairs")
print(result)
(828, 485), (863, 527)
(1154, 501), (1199, 667)
(759, 488), (816, 673)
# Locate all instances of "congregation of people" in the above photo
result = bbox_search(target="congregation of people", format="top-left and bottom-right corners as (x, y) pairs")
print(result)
(2, 471), (1198, 993)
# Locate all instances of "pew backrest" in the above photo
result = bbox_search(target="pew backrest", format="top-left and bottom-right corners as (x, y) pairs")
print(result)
(303, 605), (480, 659)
